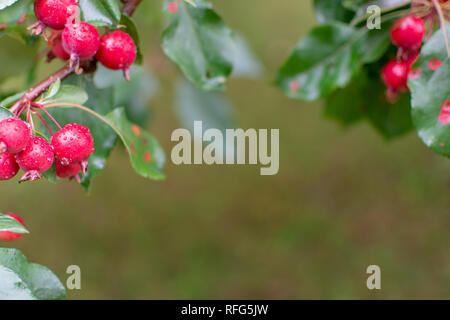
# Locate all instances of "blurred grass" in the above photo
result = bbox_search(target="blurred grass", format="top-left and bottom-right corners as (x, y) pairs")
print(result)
(0, 0), (450, 299)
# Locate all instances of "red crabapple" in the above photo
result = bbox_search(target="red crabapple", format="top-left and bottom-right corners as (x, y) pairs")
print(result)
(382, 60), (410, 91)
(16, 136), (54, 182)
(0, 153), (19, 180)
(0, 213), (26, 241)
(96, 30), (137, 81)
(390, 16), (425, 51)
(51, 123), (94, 173)
(48, 31), (70, 60)
(0, 118), (31, 155)
(55, 161), (81, 179)
(30, 0), (78, 37)
(62, 22), (100, 71)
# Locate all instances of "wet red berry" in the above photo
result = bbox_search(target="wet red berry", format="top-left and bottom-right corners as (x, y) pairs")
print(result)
(0, 213), (26, 241)
(55, 161), (81, 179)
(62, 22), (101, 59)
(34, 0), (78, 30)
(390, 16), (425, 50)
(0, 118), (31, 154)
(0, 153), (19, 180)
(51, 123), (94, 166)
(382, 60), (410, 91)
(48, 31), (70, 60)
(16, 136), (54, 182)
(96, 30), (137, 80)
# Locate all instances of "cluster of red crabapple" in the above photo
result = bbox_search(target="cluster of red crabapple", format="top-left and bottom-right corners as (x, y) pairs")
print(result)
(1, 0), (139, 240)
(381, 0), (450, 101)
(0, 0), (138, 184)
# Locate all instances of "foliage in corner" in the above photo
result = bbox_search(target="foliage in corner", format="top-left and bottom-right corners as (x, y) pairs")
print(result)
(277, 0), (450, 152)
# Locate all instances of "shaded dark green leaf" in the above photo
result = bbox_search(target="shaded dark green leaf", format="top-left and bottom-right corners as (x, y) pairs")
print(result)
(314, 0), (355, 24)
(276, 22), (390, 101)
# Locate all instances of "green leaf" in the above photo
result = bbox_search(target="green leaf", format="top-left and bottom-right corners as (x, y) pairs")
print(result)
(409, 24), (450, 157)
(79, 0), (121, 26)
(325, 67), (413, 138)
(105, 108), (166, 180)
(276, 22), (390, 101)
(174, 79), (234, 134)
(0, 0), (31, 24)
(0, 213), (28, 234)
(0, 91), (25, 109)
(37, 84), (88, 105)
(0, 0), (20, 10)
(0, 0), (36, 44)
(324, 72), (366, 126)
(119, 14), (142, 65)
(39, 78), (61, 102)
(161, 0), (234, 90)
(365, 81), (412, 139)
(0, 248), (65, 300)
(0, 106), (13, 120)
(313, 0), (355, 24)
(93, 64), (159, 127)
(226, 33), (263, 79)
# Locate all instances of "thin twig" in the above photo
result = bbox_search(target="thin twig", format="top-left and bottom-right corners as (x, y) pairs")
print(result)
(10, 64), (75, 114)
(432, 0), (450, 58)
(121, 0), (142, 17)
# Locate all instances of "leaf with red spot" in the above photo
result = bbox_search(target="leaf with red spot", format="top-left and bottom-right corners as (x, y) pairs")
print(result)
(105, 108), (165, 180)
(409, 24), (450, 157)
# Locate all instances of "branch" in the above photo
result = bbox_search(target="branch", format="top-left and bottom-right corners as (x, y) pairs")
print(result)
(10, 64), (75, 114)
(9, 0), (143, 113)
(121, 0), (142, 17)
(432, 0), (450, 58)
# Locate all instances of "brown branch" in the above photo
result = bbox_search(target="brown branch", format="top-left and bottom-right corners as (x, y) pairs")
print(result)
(121, 0), (142, 17)
(10, 64), (75, 114)
(9, 0), (143, 114)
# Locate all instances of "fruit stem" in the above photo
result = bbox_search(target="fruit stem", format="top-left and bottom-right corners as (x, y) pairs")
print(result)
(30, 101), (63, 130)
(121, 0), (142, 16)
(432, 0), (450, 57)
(26, 103), (35, 133)
(31, 106), (54, 135)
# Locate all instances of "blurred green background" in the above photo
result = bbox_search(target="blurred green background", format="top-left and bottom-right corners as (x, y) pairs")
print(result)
(1, 0), (450, 299)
